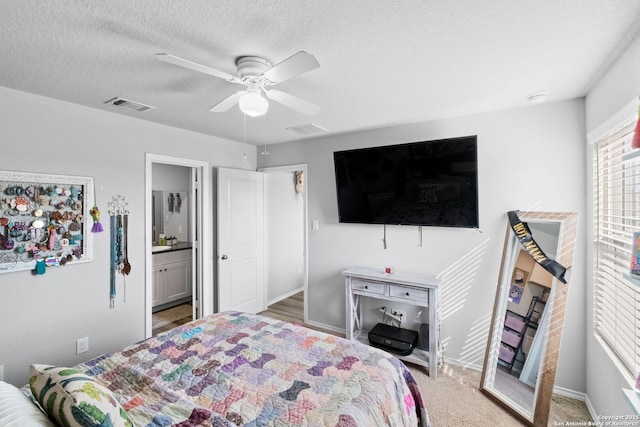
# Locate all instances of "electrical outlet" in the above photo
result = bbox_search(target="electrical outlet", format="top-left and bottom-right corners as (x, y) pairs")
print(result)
(76, 337), (89, 354)
(391, 309), (407, 323)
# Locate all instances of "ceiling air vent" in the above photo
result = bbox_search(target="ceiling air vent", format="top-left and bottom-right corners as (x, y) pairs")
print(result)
(104, 97), (156, 112)
(286, 123), (329, 135)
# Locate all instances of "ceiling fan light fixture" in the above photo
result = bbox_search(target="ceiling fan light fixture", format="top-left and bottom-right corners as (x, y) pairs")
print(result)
(157, 51), (320, 117)
(239, 91), (269, 117)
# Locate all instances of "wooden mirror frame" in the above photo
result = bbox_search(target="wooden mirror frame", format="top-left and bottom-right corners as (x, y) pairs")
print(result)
(480, 211), (579, 426)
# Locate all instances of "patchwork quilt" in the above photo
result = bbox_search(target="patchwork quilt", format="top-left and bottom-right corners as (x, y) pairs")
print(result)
(76, 311), (429, 426)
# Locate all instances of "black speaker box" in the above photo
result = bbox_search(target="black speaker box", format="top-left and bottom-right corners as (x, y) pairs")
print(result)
(368, 323), (418, 356)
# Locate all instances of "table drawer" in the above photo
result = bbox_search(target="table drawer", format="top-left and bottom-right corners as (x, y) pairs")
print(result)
(351, 279), (386, 295)
(389, 286), (429, 302)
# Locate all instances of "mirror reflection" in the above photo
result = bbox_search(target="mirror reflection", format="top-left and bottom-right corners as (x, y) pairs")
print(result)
(152, 189), (189, 246)
(481, 211), (579, 426)
(493, 225), (557, 414)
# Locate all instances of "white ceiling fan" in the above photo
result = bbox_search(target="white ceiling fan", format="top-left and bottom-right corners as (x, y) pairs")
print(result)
(156, 51), (320, 117)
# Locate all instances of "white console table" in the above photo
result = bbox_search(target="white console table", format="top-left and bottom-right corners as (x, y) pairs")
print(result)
(343, 266), (440, 378)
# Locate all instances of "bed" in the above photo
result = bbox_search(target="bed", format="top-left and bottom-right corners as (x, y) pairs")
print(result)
(17, 311), (429, 426)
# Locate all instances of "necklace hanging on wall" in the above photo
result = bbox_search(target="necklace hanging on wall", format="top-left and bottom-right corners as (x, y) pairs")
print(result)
(108, 195), (130, 308)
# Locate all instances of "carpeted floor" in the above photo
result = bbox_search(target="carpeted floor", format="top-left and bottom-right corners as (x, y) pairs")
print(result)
(410, 363), (593, 426)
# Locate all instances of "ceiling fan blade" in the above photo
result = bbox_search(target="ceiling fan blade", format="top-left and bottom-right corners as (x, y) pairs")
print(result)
(209, 91), (244, 112)
(265, 89), (320, 116)
(156, 53), (240, 82)
(262, 51), (320, 83)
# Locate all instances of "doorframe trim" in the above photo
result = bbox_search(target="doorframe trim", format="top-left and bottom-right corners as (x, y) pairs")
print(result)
(145, 153), (212, 338)
(258, 164), (309, 325)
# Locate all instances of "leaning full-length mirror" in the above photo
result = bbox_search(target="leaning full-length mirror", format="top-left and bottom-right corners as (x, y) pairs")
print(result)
(480, 211), (579, 426)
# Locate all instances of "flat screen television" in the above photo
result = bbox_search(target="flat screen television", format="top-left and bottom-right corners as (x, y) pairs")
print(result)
(333, 135), (479, 228)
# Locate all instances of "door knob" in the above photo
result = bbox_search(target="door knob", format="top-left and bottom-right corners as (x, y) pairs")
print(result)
(221, 254), (228, 260)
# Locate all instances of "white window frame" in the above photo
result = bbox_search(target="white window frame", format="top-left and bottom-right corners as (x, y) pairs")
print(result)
(591, 100), (640, 381)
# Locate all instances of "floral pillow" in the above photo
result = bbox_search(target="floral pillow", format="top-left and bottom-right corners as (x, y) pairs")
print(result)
(29, 364), (134, 427)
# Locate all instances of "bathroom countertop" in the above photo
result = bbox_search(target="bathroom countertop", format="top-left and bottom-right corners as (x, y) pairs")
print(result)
(152, 242), (192, 253)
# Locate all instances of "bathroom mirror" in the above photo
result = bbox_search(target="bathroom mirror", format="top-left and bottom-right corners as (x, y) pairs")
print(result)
(151, 189), (189, 246)
(480, 211), (579, 426)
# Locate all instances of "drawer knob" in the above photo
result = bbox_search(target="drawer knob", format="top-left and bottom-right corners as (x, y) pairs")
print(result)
(364, 285), (368, 289)
(405, 292), (410, 296)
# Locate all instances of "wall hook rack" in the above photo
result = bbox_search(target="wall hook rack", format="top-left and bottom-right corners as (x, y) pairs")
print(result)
(108, 195), (131, 307)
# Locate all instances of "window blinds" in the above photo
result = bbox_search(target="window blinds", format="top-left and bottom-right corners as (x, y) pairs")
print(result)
(593, 116), (640, 378)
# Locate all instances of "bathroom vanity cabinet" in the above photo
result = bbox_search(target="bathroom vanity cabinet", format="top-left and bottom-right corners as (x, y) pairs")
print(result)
(152, 248), (192, 310)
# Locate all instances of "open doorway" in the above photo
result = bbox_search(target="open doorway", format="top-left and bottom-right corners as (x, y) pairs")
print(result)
(259, 164), (308, 325)
(145, 154), (212, 338)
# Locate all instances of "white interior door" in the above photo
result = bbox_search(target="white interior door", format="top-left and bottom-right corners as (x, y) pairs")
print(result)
(217, 167), (265, 313)
(190, 167), (202, 320)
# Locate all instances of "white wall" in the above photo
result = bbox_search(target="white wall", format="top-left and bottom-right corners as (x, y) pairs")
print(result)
(264, 171), (305, 303)
(585, 35), (640, 417)
(258, 99), (587, 392)
(0, 86), (255, 386)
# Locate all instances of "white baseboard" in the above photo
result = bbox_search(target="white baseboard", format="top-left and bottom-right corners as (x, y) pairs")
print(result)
(304, 319), (346, 335)
(443, 356), (484, 373)
(552, 384), (587, 402)
(584, 394), (599, 424)
(554, 384), (598, 421)
(267, 286), (304, 306)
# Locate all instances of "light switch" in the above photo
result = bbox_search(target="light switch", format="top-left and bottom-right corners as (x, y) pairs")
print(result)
(312, 220), (319, 231)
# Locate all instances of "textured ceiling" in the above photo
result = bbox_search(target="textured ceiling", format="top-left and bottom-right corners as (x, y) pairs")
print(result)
(2, 1), (639, 145)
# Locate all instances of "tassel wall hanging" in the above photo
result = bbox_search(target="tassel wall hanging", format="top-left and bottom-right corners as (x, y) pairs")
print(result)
(108, 195), (131, 308)
(90, 205), (104, 233)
